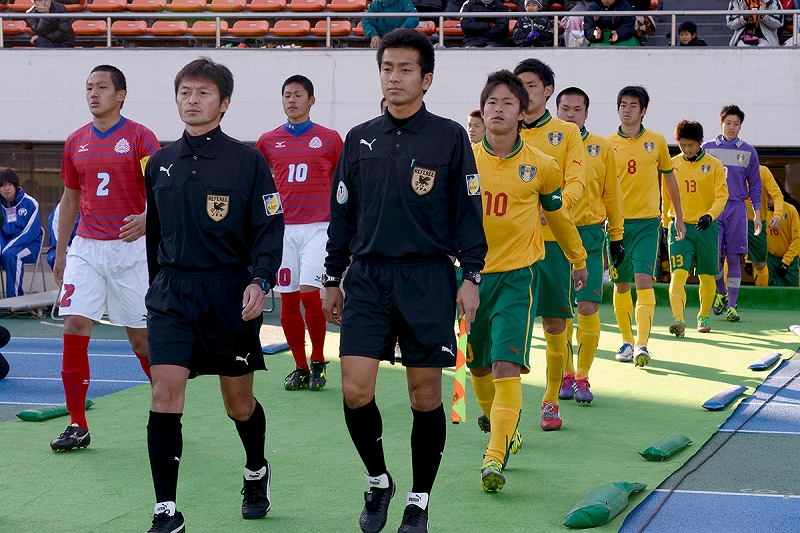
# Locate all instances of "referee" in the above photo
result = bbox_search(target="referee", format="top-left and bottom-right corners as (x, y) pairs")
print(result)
(323, 29), (487, 533)
(143, 58), (284, 533)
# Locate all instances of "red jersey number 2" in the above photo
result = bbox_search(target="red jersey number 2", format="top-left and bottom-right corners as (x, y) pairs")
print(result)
(60, 284), (75, 307)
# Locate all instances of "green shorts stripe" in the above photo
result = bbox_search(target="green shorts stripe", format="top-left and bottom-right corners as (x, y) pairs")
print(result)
(535, 241), (573, 318)
(668, 220), (720, 276)
(576, 224), (604, 303)
(747, 220), (768, 264)
(607, 218), (660, 283)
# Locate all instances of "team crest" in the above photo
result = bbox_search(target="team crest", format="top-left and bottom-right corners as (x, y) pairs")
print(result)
(701, 164), (711, 174)
(466, 174), (481, 196)
(737, 153), (744, 163)
(587, 144), (601, 158)
(263, 193), (284, 216)
(336, 181), (348, 204)
(548, 132), (563, 146)
(114, 138), (131, 154)
(18, 208), (27, 216)
(411, 166), (436, 196)
(643, 141), (655, 153)
(207, 195), (230, 222)
(518, 164), (537, 183)
(309, 136), (322, 149)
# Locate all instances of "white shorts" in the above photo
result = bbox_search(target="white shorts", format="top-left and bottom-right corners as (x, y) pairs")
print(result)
(58, 235), (148, 328)
(274, 222), (327, 293)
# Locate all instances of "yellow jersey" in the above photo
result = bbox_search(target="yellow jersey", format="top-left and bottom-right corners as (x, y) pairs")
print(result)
(473, 136), (586, 274)
(746, 166), (785, 222)
(572, 129), (624, 241)
(663, 150), (728, 225)
(606, 126), (673, 220)
(766, 203), (800, 265)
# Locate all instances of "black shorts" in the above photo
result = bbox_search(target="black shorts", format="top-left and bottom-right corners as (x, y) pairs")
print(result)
(146, 268), (265, 377)
(340, 256), (457, 368)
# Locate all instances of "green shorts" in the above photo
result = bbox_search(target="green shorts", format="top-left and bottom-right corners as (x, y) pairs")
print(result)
(747, 220), (768, 264)
(607, 218), (660, 283)
(668, 220), (719, 276)
(576, 224), (605, 303)
(535, 241), (573, 318)
(767, 253), (799, 287)
(466, 267), (537, 373)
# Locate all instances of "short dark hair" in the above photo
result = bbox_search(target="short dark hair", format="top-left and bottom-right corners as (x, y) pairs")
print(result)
(479, 70), (529, 130)
(720, 104), (745, 123)
(0, 169), (20, 190)
(90, 65), (126, 109)
(678, 21), (697, 35)
(617, 85), (650, 110)
(556, 87), (590, 110)
(282, 74), (314, 98)
(469, 109), (483, 120)
(174, 57), (234, 104)
(377, 28), (435, 77)
(675, 120), (704, 143)
(513, 58), (555, 90)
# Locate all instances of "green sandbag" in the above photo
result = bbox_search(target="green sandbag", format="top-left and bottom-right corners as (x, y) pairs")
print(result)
(16, 400), (95, 422)
(563, 481), (647, 529)
(639, 435), (692, 461)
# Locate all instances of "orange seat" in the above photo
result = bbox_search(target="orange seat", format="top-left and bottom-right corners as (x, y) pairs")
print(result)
(286, 0), (325, 11)
(311, 19), (351, 36)
(209, 0), (247, 11)
(650, 0), (658, 8)
(168, 0), (207, 11)
(503, 1), (516, 11)
(72, 19), (108, 35)
(7, 0), (34, 12)
(270, 19), (311, 36)
(228, 19), (269, 36)
(148, 20), (189, 35)
(508, 18), (515, 35)
(2, 20), (30, 35)
(0, 2), (6, 10)
(187, 20), (229, 35)
(127, 0), (167, 11)
(327, 0), (366, 12)
(247, 0), (285, 10)
(548, 1), (564, 9)
(415, 20), (434, 36)
(87, 0), (126, 11)
(441, 19), (462, 36)
(353, 20), (364, 36)
(111, 20), (148, 35)
(64, 0), (88, 12)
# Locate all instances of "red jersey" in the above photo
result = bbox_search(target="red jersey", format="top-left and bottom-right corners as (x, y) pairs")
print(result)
(61, 117), (159, 240)
(256, 121), (343, 224)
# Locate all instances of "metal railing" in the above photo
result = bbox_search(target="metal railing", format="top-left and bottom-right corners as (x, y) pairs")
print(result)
(2, 9), (798, 49)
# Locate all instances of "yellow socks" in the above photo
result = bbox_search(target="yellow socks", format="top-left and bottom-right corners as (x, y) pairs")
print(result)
(564, 318), (575, 374)
(635, 288), (655, 347)
(576, 311), (601, 377)
(668, 269), (689, 322)
(470, 371), (496, 419)
(613, 289), (635, 345)
(754, 266), (769, 287)
(698, 274), (716, 318)
(485, 377), (522, 466)
(543, 329), (568, 403)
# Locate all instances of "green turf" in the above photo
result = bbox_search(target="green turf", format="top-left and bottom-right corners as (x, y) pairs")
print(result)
(0, 302), (797, 533)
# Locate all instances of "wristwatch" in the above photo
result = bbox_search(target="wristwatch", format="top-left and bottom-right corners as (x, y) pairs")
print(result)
(321, 273), (342, 288)
(250, 277), (270, 295)
(463, 271), (482, 286)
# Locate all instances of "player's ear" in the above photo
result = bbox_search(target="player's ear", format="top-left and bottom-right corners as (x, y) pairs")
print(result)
(544, 85), (554, 100)
(220, 96), (231, 114)
(308, 95), (316, 107)
(117, 89), (127, 105)
(421, 72), (433, 92)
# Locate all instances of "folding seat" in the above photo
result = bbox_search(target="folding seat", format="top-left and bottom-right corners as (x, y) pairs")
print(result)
(8, 0), (35, 12)
(64, 0), (88, 11)
(168, 0), (208, 11)
(127, 0), (167, 11)
(148, 19), (189, 35)
(286, 0), (325, 12)
(327, 0), (366, 12)
(503, 1), (516, 11)
(310, 19), (351, 36)
(353, 20), (364, 36)
(87, 0), (127, 12)
(508, 18), (515, 35)
(72, 19), (108, 35)
(270, 19), (311, 36)
(415, 20), (434, 36)
(2, 20), (30, 35)
(549, 1), (564, 9)
(111, 20), (148, 35)
(228, 19), (269, 36)
(247, 0), (285, 11)
(208, 0), (247, 11)
(441, 19), (462, 36)
(187, 19), (229, 35)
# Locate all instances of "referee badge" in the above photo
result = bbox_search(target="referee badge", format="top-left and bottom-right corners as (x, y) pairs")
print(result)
(263, 193), (284, 216)
(587, 144), (600, 158)
(643, 141), (655, 153)
(518, 164), (537, 183)
(466, 174), (481, 196)
(336, 181), (348, 204)
(411, 166), (436, 196)
(548, 132), (563, 146)
(206, 195), (230, 222)
(701, 164), (711, 174)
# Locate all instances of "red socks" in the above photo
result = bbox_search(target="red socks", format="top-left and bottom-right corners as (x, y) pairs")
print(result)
(300, 291), (326, 363)
(62, 333), (90, 429)
(280, 292), (308, 370)
(134, 350), (152, 382)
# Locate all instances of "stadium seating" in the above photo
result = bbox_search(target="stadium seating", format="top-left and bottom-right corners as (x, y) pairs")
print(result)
(327, 0), (367, 12)
(126, 0), (167, 11)
(247, 0), (286, 11)
(286, 0), (326, 11)
(147, 20), (189, 35)
(87, 0), (127, 12)
(270, 19), (311, 35)
(415, 20), (435, 36)
(310, 19), (351, 36)
(441, 20), (462, 36)
(111, 20), (148, 36)
(208, 0), (247, 11)
(72, 19), (108, 35)
(2, 20), (30, 35)
(228, 19), (270, 36)
(187, 20), (228, 35)
(353, 20), (364, 36)
(168, 0), (208, 11)
(7, 0), (35, 12)
(64, 0), (88, 12)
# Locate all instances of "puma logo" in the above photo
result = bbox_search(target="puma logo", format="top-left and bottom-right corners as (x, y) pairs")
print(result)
(360, 138), (376, 150)
(160, 164), (173, 177)
(509, 346), (520, 355)
(235, 354), (249, 365)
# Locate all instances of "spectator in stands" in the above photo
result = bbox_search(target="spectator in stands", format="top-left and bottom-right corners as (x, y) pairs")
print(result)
(362, 0), (420, 48)
(467, 109), (485, 144)
(727, 0), (783, 47)
(461, 0), (511, 47)
(584, 0), (639, 46)
(0, 169), (42, 298)
(46, 203), (79, 272)
(412, 0), (444, 17)
(26, 0), (76, 48)
(513, 0), (556, 46)
(678, 21), (707, 45)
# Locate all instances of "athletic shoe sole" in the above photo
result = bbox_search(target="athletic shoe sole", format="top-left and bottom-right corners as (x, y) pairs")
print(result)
(481, 467), (505, 493)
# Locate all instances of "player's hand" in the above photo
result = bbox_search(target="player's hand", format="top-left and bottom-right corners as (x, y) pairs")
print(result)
(769, 216), (781, 230)
(53, 253), (66, 288)
(572, 266), (588, 292)
(120, 212), (146, 242)
(695, 214), (712, 232)
(456, 281), (480, 334)
(674, 219), (686, 241)
(609, 239), (625, 268)
(370, 35), (381, 48)
(777, 262), (789, 278)
(323, 286), (344, 326)
(242, 283), (266, 321)
(753, 217), (763, 236)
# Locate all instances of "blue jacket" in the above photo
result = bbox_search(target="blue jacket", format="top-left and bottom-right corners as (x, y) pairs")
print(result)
(47, 203), (79, 270)
(362, 0), (420, 40)
(0, 187), (42, 254)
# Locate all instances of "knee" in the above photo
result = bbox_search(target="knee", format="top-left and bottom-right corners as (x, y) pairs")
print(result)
(225, 398), (255, 421)
(130, 338), (148, 357)
(409, 383), (442, 412)
(342, 378), (373, 409)
(542, 317), (566, 336)
(151, 383), (183, 413)
(577, 301), (598, 316)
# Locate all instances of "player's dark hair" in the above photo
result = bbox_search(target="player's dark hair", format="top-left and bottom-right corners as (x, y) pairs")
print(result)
(678, 21), (697, 35)
(469, 109), (483, 120)
(377, 28), (435, 77)
(0, 169), (20, 191)
(90, 65), (126, 109)
(556, 86), (590, 110)
(479, 70), (529, 130)
(282, 74), (314, 98)
(675, 120), (704, 144)
(513, 58), (555, 91)
(720, 105), (745, 124)
(617, 85), (650, 110)
(174, 57), (234, 118)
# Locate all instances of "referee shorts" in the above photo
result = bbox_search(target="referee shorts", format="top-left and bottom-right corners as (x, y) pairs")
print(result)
(146, 268), (265, 377)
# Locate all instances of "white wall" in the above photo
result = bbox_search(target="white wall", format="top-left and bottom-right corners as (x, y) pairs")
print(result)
(1, 47), (796, 146)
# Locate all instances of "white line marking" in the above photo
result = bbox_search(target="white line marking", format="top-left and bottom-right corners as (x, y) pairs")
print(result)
(4, 377), (148, 384)
(718, 428), (800, 436)
(4, 351), (137, 358)
(654, 489), (800, 499)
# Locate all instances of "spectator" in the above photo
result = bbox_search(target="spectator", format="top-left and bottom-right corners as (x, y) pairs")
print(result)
(461, 0), (510, 47)
(562, 15), (588, 46)
(0, 169), (42, 298)
(362, 0), (420, 48)
(513, 0), (555, 46)
(584, 0), (639, 46)
(727, 0), (783, 47)
(467, 109), (485, 144)
(26, 0), (76, 48)
(46, 203), (79, 272)
(412, 0), (444, 16)
(678, 21), (707, 45)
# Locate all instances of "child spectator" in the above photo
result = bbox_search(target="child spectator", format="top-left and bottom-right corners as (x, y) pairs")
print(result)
(362, 0), (420, 48)
(461, 0), (511, 47)
(0, 169), (42, 298)
(513, 0), (555, 46)
(585, 0), (640, 46)
(678, 21), (707, 46)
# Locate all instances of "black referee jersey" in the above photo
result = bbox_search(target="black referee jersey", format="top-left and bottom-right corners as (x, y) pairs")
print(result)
(325, 104), (487, 276)
(145, 126), (284, 286)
